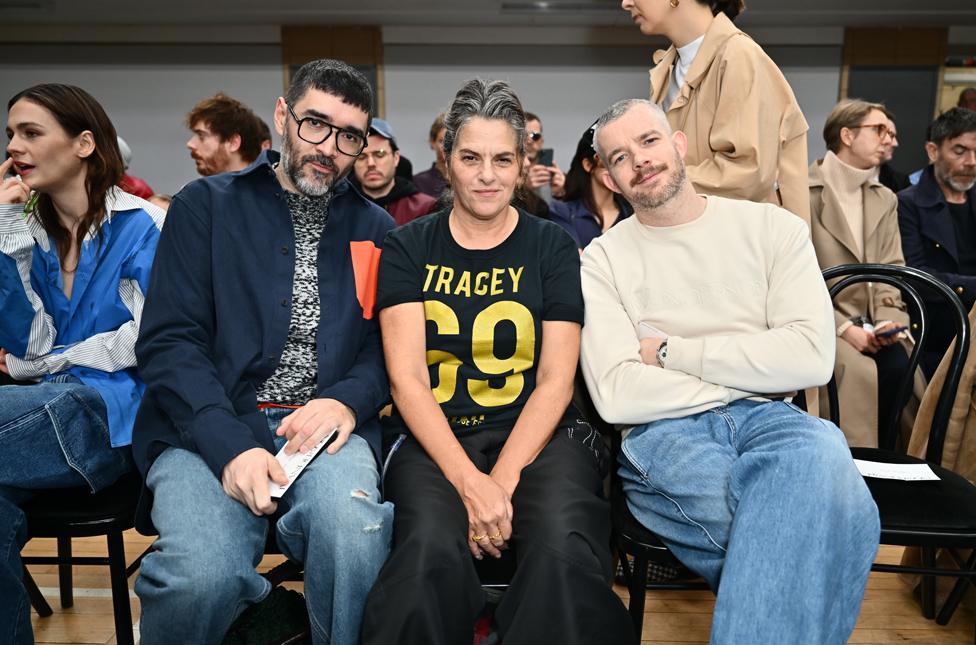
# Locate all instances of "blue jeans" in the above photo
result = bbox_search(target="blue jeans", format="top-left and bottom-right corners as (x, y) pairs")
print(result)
(619, 399), (880, 645)
(0, 378), (131, 645)
(135, 409), (393, 645)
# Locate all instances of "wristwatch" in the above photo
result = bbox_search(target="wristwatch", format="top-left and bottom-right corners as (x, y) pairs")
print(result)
(656, 340), (669, 367)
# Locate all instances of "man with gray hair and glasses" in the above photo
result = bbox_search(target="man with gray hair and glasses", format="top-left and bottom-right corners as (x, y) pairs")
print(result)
(898, 107), (976, 377)
(580, 98), (880, 644)
(132, 59), (394, 645)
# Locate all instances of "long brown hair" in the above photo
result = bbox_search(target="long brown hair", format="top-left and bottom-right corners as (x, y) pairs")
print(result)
(8, 84), (123, 264)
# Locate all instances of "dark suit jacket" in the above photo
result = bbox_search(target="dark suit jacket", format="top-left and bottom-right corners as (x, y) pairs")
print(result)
(897, 165), (976, 374)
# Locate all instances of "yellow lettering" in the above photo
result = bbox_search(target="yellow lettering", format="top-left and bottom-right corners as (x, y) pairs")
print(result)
(490, 268), (504, 295)
(422, 264), (438, 292)
(454, 271), (472, 297)
(508, 266), (524, 293)
(467, 301), (535, 407)
(424, 300), (461, 404)
(474, 272), (490, 296)
(434, 266), (454, 295)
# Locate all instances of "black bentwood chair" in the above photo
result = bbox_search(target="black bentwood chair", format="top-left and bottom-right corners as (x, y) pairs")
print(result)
(21, 471), (146, 645)
(571, 378), (709, 638)
(823, 263), (976, 631)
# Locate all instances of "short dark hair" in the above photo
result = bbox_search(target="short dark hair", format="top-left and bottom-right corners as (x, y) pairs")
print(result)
(929, 107), (976, 146)
(958, 87), (976, 107)
(696, 0), (745, 20)
(285, 59), (373, 121)
(524, 111), (541, 124)
(185, 92), (264, 163)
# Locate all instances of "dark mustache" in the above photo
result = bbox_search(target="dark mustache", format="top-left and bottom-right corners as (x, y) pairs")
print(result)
(631, 163), (667, 187)
(302, 154), (337, 172)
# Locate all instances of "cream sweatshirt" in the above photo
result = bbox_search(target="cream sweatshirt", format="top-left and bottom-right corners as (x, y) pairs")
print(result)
(580, 196), (835, 425)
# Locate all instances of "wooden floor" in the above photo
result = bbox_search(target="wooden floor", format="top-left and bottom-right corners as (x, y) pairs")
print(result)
(23, 532), (975, 644)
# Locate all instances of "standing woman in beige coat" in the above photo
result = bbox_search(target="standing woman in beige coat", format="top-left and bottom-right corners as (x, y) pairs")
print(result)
(809, 99), (921, 448)
(621, 0), (810, 224)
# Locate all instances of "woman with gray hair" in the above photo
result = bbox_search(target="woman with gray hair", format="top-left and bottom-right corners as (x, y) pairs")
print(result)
(360, 78), (635, 644)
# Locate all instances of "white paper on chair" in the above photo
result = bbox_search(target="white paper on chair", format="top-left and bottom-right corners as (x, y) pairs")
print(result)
(853, 459), (940, 481)
(269, 429), (338, 499)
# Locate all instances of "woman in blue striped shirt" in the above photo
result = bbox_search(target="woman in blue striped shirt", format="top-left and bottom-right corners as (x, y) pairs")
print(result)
(0, 84), (164, 645)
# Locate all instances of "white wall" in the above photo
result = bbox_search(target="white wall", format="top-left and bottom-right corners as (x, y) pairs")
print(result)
(0, 44), (283, 196)
(0, 40), (840, 196)
(384, 43), (842, 175)
(384, 45), (651, 173)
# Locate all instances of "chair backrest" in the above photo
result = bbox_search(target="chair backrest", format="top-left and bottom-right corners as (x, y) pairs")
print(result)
(822, 263), (970, 463)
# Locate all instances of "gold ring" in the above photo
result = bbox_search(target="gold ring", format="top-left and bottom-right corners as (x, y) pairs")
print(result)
(489, 532), (502, 540)
(471, 534), (487, 541)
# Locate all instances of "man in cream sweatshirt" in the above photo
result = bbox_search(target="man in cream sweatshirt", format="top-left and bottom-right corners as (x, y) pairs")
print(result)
(582, 99), (880, 644)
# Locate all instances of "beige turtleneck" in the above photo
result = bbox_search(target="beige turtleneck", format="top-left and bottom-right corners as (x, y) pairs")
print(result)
(819, 151), (875, 258)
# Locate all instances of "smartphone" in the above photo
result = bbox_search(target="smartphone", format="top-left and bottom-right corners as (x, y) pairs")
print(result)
(875, 325), (908, 339)
(637, 321), (668, 340)
(535, 148), (554, 167)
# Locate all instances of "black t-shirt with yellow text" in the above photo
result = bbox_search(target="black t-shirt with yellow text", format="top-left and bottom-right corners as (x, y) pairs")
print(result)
(377, 208), (583, 435)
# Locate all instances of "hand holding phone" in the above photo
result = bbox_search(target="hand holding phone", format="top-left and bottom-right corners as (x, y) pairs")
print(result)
(875, 324), (908, 339)
(535, 148), (554, 168)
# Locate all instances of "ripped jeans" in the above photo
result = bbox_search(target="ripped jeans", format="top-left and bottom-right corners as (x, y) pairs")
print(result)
(135, 408), (393, 645)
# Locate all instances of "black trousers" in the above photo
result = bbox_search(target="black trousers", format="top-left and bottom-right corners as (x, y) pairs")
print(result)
(360, 423), (636, 645)
(874, 342), (913, 446)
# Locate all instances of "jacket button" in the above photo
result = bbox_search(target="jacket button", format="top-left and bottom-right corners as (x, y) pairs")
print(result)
(957, 286), (965, 295)
(281, 246), (289, 255)
(281, 298), (288, 306)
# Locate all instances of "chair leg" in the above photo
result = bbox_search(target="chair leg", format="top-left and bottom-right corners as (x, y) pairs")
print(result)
(56, 536), (73, 609)
(921, 547), (936, 620)
(936, 550), (976, 626)
(23, 567), (53, 617)
(626, 553), (649, 638)
(106, 531), (134, 645)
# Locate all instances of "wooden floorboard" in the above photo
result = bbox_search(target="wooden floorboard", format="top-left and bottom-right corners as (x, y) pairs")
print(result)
(22, 534), (974, 644)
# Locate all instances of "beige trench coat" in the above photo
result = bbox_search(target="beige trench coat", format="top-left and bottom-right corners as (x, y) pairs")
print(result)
(649, 13), (811, 226)
(903, 303), (976, 607)
(809, 160), (923, 447)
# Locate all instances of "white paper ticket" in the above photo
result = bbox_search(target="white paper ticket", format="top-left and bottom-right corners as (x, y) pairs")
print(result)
(269, 429), (337, 499)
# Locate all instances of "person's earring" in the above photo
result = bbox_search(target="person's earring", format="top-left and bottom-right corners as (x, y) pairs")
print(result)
(670, 0), (679, 6)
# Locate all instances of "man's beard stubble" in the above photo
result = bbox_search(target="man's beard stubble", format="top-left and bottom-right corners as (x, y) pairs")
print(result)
(935, 159), (976, 194)
(628, 155), (687, 211)
(280, 130), (343, 197)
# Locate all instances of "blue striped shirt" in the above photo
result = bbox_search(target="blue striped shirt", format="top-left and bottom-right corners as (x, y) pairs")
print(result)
(0, 188), (165, 446)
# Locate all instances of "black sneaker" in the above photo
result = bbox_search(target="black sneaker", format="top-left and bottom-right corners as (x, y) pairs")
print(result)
(220, 586), (312, 645)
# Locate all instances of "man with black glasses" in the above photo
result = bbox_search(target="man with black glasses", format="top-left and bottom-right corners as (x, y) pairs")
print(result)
(132, 59), (395, 645)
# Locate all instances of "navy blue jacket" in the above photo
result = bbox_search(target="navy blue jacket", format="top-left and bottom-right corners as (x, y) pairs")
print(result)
(897, 165), (976, 305)
(897, 165), (976, 375)
(133, 151), (394, 531)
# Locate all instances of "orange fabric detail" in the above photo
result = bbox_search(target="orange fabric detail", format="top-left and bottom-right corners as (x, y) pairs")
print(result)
(349, 240), (382, 320)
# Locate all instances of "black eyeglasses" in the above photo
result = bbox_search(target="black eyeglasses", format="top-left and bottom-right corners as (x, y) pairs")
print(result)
(528, 131), (543, 142)
(848, 123), (893, 140)
(287, 104), (367, 156)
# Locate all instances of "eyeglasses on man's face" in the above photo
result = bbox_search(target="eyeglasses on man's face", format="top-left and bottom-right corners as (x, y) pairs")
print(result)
(287, 104), (367, 156)
(356, 148), (394, 163)
(527, 131), (543, 142)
